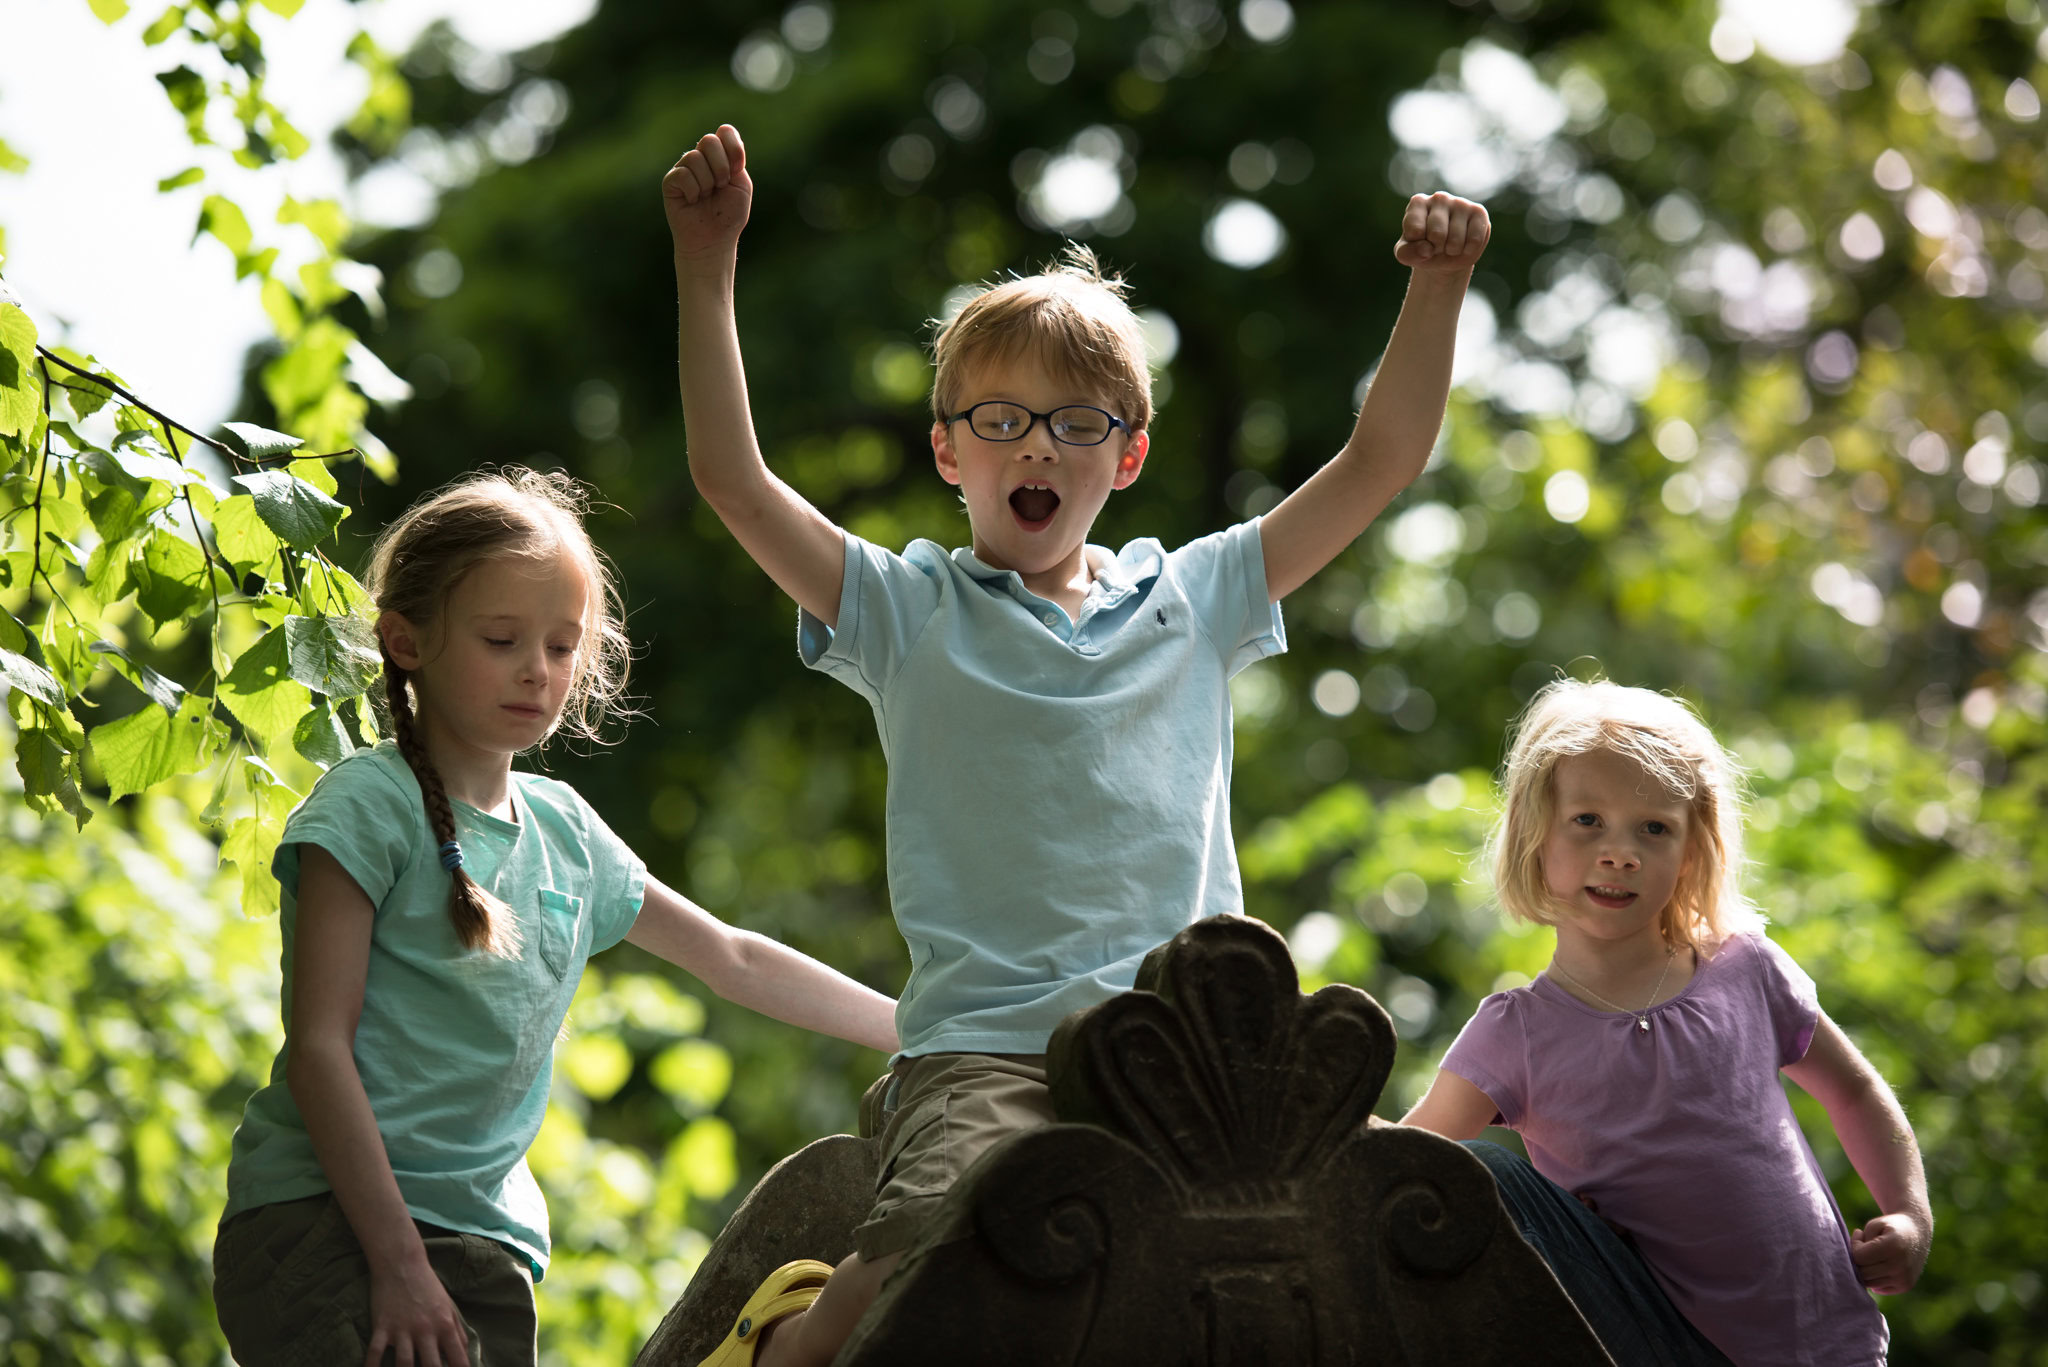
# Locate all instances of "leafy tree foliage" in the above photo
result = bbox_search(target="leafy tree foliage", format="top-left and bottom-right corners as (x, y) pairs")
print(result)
(4, 0), (2046, 1362)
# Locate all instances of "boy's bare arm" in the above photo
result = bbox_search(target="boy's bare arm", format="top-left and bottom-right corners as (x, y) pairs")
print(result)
(1782, 1011), (1933, 1294)
(666, 124), (847, 628)
(1259, 192), (1489, 603)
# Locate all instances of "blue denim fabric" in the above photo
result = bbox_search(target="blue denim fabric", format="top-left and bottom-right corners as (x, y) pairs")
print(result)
(1465, 1141), (1734, 1366)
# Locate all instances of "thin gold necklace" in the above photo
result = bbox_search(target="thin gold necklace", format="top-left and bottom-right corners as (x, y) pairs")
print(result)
(1548, 947), (1678, 1034)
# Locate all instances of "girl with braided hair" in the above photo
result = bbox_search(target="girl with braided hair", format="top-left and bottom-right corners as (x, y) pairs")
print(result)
(214, 468), (897, 1367)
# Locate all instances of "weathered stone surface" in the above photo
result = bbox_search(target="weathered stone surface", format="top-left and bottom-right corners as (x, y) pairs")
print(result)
(639, 915), (1614, 1366)
(632, 1132), (879, 1367)
(835, 915), (1614, 1366)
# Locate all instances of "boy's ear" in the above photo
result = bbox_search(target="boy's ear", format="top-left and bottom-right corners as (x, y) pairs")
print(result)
(377, 610), (424, 672)
(1111, 431), (1150, 490)
(932, 421), (962, 486)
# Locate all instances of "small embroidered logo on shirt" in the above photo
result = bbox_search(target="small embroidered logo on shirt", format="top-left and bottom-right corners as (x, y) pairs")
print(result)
(1155, 608), (1167, 625)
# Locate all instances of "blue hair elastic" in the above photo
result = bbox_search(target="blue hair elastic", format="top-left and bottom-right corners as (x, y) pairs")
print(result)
(439, 840), (464, 873)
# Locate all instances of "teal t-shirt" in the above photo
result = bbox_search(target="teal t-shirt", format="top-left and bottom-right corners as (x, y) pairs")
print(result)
(222, 741), (645, 1278)
(799, 520), (1284, 1057)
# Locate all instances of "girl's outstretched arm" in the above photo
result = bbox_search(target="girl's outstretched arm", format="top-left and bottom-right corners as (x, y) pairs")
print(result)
(286, 845), (473, 1367)
(1400, 1067), (1499, 1141)
(625, 873), (899, 1054)
(1783, 1011), (1933, 1295)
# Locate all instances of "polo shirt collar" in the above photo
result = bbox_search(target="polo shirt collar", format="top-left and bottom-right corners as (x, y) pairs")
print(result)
(950, 543), (1163, 607)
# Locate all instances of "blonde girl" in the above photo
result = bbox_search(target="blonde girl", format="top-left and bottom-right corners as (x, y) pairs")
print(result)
(213, 469), (897, 1367)
(1405, 680), (1930, 1366)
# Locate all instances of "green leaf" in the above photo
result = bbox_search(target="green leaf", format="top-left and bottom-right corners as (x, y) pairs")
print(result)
(283, 613), (381, 699)
(210, 493), (282, 575)
(156, 166), (203, 192)
(256, 0), (305, 15)
(262, 317), (352, 421)
(85, 482), (145, 545)
(0, 135), (27, 174)
(266, 112), (311, 162)
(297, 557), (375, 617)
(230, 469), (344, 549)
(221, 757), (299, 916)
(90, 694), (212, 800)
(109, 431), (209, 488)
(2, 645), (62, 705)
(0, 301), (39, 438)
(49, 355), (116, 418)
(135, 529), (211, 627)
(292, 696), (352, 768)
(39, 617), (98, 699)
(89, 640), (186, 713)
(140, 5), (183, 43)
(155, 63), (205, 113)
(219, 624), (312, 754)
(87, 0), (130, 19)
(197, 194), (251, 256)
(280, 197), (349, 253)
(16, 721), (90, 829)
(219, 421), (305, 463)
(85, 532), (139, 604)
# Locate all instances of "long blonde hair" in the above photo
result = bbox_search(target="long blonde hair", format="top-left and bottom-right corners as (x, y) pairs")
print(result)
(1488, 679), (1762, 957)
(364, 467), (632, 956)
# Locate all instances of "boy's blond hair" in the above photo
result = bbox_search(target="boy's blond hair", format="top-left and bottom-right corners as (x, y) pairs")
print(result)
(1488, 679), (1763, 958)
(930, 244), (1152, 433)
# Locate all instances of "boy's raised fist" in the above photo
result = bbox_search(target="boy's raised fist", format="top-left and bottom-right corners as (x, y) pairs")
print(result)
(1395, 190), (1490, 272)
(664, 124), (752, 261)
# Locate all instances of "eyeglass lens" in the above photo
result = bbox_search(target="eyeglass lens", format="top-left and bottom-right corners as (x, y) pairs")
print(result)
(969, 403), (1115, 445)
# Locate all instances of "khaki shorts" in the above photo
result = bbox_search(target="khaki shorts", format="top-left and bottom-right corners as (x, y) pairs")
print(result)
(212, 1192), (536, 1366)
(852, 1052), (1056, 1261)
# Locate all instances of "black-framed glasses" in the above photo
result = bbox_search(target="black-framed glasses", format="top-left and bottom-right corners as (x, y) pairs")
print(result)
(945, 401), (1131, 447)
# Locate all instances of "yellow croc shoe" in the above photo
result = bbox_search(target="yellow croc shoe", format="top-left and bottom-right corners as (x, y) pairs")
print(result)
(698, 1259), (835, 1367)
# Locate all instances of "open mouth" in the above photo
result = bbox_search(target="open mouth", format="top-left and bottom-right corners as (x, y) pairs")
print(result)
(1008, 483), (1060, 530)
(1586, 885), (1637, 908)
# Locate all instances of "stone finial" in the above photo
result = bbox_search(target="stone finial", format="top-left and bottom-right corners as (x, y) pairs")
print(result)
(836, 914), (1613, 1365)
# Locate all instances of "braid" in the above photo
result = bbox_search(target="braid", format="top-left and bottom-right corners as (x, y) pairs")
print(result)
(361, 466), (634, 961)
(383, 657), (521, 958)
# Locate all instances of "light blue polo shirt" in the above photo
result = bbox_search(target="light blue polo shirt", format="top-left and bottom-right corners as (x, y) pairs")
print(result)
(222, 741), (645, 1279)
(800, 518), (1284, 1056)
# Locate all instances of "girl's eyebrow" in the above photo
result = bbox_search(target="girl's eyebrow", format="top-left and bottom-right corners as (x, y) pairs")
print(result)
(470, 610), (585, 634)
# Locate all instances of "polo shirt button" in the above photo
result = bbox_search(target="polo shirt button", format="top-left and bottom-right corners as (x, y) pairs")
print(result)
(1042, 612), (1058, 626)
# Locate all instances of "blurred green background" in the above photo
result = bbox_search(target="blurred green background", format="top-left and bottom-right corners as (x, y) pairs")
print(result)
(6, 0), (2047, 1361)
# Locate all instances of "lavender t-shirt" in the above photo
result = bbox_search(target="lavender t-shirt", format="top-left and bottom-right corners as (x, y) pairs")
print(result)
(1441, 932), (1886, 1366)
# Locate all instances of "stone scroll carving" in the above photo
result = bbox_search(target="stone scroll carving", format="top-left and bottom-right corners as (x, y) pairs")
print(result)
(838, 916), (1611, 1366)
(639, 914), (1613, 1366)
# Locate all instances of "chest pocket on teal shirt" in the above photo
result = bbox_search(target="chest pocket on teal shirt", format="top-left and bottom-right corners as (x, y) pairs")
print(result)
(536, 889), (584, 979)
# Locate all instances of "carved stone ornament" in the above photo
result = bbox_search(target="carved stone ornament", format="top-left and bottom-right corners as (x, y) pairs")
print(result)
(640, 914), (1614, 1366)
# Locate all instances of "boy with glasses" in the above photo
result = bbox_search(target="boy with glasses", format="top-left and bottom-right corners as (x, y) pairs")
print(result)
(663, 122), (1489, 1367)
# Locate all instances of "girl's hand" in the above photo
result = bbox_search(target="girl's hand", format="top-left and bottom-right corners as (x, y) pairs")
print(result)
(366, 1257), (472, 1367)
(1850, 1212), (1931, 1295)
(663, 124), (753, 267)
(1394, 191), (1490, 273)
